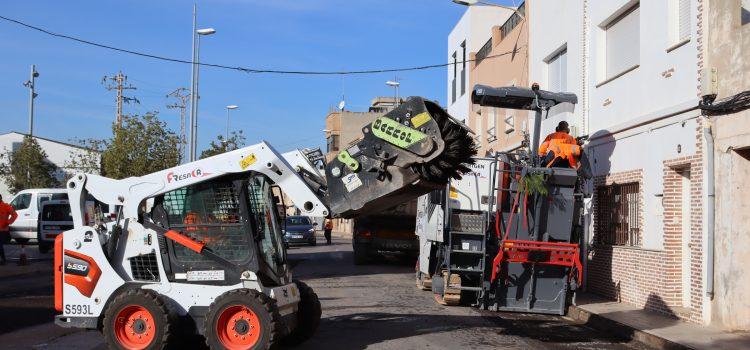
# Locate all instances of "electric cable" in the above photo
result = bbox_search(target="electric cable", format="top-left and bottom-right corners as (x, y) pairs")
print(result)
(0, 14), (522, 76)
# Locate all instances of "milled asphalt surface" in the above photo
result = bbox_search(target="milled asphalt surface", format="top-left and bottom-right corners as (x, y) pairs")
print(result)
(0, 239), (652, 349)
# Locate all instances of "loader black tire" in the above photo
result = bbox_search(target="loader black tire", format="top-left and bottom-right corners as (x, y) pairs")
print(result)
(353, 242), (370, 265)
(102, 288), (176, 350)
(281, 281), (321, 346)
(204, 289), (281, 350)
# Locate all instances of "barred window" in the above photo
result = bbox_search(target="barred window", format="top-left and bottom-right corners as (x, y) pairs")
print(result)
(595, 182), (640, 246)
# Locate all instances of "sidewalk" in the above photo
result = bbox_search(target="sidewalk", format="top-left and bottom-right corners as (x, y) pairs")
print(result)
(567, 293), (750, 350)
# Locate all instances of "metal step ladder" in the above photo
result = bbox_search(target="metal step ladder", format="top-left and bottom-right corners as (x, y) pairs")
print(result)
(446, 211), (487, 293)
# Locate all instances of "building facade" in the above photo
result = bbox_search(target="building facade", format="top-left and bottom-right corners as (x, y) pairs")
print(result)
(528, 0), (726, 326)
(448, 6), (512, 123)
(468, 2), (529, 155)
(703, 0), (750, 331)
(0, 132), (101, 200)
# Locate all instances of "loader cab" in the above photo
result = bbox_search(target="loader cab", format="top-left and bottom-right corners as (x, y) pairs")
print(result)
(148, 172), (289, 286)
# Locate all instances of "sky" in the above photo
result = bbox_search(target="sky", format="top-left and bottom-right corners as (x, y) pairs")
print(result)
(0, 0), (510, 154)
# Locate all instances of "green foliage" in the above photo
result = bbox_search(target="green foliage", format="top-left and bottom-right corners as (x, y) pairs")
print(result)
(0, 136), (60, 193)
(65, 138), (105, 175)
(200, 131), (246, 159)
(103, 113), (181, 179)
(69, 113), (181, 179)
(520, 173), (548, 197)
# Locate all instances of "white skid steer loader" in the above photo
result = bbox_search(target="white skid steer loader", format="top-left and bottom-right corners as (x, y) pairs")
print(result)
(53, 97), (476, 349)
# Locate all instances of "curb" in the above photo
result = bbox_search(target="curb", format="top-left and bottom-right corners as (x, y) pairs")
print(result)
(567, 305), (693, 350)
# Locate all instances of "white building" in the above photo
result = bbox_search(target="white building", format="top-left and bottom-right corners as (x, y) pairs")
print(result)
(447, 6), (512, 122)
(0, 132), (101, 199)
(531, 0), (709, 325)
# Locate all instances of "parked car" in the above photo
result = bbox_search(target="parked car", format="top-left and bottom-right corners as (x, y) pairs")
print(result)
(8, 188), (68, 244)
(284, 216), (317, 246)
(37, 199), (73, 253)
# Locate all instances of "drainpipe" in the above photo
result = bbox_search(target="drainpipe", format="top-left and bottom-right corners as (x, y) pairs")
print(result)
(703, 117), (715, 299)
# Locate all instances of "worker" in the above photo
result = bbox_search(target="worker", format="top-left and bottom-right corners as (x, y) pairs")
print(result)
(0, 195), (18, 265)
(538, 121), (581, 168)
(324, 218), (333, 245)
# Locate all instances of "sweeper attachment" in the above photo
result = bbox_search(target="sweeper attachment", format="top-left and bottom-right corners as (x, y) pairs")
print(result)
(53, 96), (477, 349)
(324, 96), (477, 218)
(416, 84), (588, 315)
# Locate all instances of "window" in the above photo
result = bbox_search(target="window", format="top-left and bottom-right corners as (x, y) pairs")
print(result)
(595, 182), (640, 246)
(460, 41), (466, 96)
(487, 108), (497, 143)
(547, 48), (568, 92)
(504, 113), (515, 134)
(42, 204), (73, 222)
(161, 178), (251, 264)
(500, 2), (526, 40)
(669, 0), (691, 45)
(451, 51), (457, 103)
(286, 216), (312, 226)
(605, 3), (640, 78)
(10, 193), (32, 210)
(326, 134), (339, 153)
(246, 175), (286, 275)
(475, 38), (493, 66)
(742, 0), (750, 25)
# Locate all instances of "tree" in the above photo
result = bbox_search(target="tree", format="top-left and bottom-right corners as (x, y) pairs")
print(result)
(102, 113), (181, 179)
(0, 136), (60, 193)
(200, 131), (246, 159)
(69, 113), (181, 179)
(65, 138), (106, 175)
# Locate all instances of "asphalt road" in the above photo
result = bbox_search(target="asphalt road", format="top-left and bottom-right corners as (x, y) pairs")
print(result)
(0, 239), (652, 349)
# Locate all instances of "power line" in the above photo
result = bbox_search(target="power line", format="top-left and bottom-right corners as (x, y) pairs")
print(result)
(0, 14), (522, 76)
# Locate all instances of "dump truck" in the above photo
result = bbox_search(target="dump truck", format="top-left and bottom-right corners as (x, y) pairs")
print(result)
(416, 84), (588, 315)
(53, 96), (476, 350)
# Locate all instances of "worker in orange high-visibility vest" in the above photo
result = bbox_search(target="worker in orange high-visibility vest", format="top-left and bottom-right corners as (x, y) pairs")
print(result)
(0, 194), (18, 265)
(538, 121), (582, 168)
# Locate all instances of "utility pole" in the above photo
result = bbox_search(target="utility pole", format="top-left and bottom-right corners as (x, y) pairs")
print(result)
(167, 87), (191, 163)
(102, 72), (139, 128)
(23, 64), (39, 136)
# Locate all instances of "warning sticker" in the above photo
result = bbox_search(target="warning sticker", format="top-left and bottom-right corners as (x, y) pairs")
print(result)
(342, 173), (363, 192)
(239, 154), (257, 169)
(187, 270), (225, 281)
(411, 112), (431, 128)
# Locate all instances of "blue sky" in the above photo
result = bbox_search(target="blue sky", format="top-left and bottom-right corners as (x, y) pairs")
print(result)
(0, 0), (505, 154)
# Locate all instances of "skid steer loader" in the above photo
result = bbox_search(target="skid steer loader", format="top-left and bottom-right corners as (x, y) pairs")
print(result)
(54, 97), (476, 349)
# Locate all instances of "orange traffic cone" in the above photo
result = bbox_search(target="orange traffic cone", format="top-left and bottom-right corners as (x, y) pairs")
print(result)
(18, 244), (28, 266)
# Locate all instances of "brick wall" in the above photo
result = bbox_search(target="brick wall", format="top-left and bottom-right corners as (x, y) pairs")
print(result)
(589, 121), (705, 323)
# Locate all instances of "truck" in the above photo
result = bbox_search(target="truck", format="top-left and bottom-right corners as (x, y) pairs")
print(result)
(416, 84), (588, 315)
(352, 199), (418, 265)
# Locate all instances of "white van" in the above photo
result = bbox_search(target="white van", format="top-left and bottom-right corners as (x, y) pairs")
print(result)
(37, 199), (73, 253)
(7, 188), (68, 243)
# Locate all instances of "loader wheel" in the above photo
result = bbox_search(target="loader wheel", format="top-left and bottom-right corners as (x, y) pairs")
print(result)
(281, 281), (321, 346)
(103, 289), (175, 350)
(353, 243), (369, 265)
(205, 289), (280, 350)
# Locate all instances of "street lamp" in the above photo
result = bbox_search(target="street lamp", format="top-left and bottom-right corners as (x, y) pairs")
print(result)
(386, 80), (400, 108)
(225, 105), (238, 142)
(188, 4), (217, 162)
(451, 0), (525, 20)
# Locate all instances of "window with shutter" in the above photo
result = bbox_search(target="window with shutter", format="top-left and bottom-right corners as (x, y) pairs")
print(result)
(547, 48), (567, 92)
(669, 0), (691, 45)
(605, 4), (640, 78)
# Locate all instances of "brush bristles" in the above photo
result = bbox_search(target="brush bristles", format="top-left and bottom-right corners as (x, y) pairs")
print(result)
(412, 102), (478, 183)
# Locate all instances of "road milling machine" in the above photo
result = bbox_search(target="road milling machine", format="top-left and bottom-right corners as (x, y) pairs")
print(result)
(53, 96), (477, 350)
(416, 84), (589, 315)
